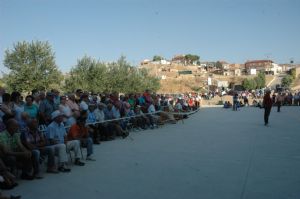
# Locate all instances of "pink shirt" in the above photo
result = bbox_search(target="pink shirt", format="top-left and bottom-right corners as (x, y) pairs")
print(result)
(66, 100), (80, 112)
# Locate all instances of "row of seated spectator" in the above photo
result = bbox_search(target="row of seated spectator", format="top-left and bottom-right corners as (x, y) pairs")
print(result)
(0, 88), (197, 196)
(223, 101), (232, 109)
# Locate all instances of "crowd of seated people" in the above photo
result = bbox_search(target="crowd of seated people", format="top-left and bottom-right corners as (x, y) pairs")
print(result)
(223, 101), (232, 109)
(0, 87), (199, 197)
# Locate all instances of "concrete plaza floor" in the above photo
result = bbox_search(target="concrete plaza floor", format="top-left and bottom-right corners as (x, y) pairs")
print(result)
(5, 106), (300, 199)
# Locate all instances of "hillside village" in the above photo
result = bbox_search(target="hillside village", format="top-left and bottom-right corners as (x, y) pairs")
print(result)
(139, 55), (300, 94)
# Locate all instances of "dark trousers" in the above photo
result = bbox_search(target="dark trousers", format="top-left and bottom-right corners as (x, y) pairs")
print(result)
(264, 106), (272, 124)
(277, 102), (281, 112)
(3, 155), (32, 175)
(88, 125), (100, 142)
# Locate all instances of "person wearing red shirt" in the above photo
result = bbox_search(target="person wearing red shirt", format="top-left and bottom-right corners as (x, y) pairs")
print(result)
(68, 117), (95, 161)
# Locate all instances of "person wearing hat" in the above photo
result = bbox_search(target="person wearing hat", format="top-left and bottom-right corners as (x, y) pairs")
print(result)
(39, 92), (56, 125)
(46, 111), (84, 171)
(263, 89), (273, 126)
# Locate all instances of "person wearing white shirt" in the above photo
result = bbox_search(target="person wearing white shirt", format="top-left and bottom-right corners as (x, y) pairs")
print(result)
(79, 94), (89, 111)
(147, 103), (157, 128)
(59, 96), (76, 126)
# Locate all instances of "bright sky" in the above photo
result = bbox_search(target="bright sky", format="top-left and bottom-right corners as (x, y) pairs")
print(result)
(0, 0), (299, 73)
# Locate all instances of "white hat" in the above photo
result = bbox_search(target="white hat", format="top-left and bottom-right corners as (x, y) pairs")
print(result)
(51, 110), (63, 120)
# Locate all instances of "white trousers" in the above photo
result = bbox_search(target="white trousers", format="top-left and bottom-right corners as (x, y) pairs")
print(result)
(66, 140), (81, 159)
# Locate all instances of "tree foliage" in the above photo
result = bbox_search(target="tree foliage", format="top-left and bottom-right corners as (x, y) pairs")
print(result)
(242, 72), (265, 90)
(152, 55), (164, 61)
(290, 68), (296, 79)
(254, 72), (266, 89)
(242, 78), (257, 90)
(0, 78), (5, 88)
(3, 41), (63, 93)
(281, 75), (293, 87)
(215, 61), (222, 69)
(184, 54), (200, 65)
(64, 56), (108, 93)
(64, 56), (160, 93)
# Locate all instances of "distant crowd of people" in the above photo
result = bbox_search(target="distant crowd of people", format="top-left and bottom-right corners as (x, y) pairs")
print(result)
(222, 89), (300, 110)
(222, 88), (300, 126)
(0, 87), (200, 198)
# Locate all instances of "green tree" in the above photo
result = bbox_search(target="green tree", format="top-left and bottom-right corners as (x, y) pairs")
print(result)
(137, 68), (160, 92)
(185, 54), (200, 65)
(215, 61), (223, 69)
(0, 77), (4, 87)
(3, 41), (63, 93)
(64, 56), (160, 93)
(290, 68), (296, 79)
(242, 79), (251, 90)
(107, 56), (160, 93)
(254, 72), (266, 89)
(281, 75), (293, 87)
(242, 78), (257, 90)
(64, 56), (108, 93)
(152, 55), (164, 61)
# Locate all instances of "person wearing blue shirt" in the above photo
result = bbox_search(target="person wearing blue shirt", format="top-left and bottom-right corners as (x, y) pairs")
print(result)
(86, 103), (100, 144)
(46, 110), (85, 172)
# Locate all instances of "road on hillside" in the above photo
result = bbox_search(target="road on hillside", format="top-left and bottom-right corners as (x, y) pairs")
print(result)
(267, 73), (285, 89)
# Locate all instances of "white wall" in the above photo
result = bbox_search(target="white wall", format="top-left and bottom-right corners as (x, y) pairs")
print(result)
(250, 68), (257, 75)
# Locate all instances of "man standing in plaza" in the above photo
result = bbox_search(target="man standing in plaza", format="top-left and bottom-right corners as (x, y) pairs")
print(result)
(276, 93), (284, 112)
(263, 89), (273, 126)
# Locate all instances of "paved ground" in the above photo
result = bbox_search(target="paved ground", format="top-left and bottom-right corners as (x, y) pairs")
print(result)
(4, 106), (300, 199)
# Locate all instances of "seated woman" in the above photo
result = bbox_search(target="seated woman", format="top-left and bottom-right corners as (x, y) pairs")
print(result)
(23, 95), (39, 119)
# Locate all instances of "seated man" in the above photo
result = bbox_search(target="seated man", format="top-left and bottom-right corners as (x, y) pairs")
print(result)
(0, 156), (18, 190)
(86, 103), (100, 144)
(133, 106), (150, 129)
(21, 118), (58, 175)
(159, 106), (176, 124)
(0, 119), (33, 180)
(223, 101), (229, 108)
(94, 103), (114, 141)
(68, 117), (95, 161)
(46, 111), (85, 168)
(147, 102), (158, 129)
(104, 103), (128, 138)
